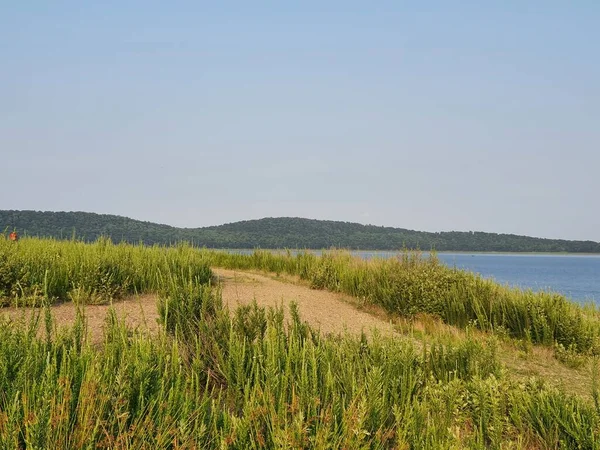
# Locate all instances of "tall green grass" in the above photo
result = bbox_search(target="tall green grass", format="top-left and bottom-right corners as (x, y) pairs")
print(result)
(2, 236), (599, 353)
(0, 236), (211, 305)
(1, 291), (598, 448)
(202, 249), (600, 354)
(1, 239), (599, 447)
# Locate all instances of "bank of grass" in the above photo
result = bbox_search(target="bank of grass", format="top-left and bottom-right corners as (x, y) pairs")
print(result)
(203, 249), (600, 354)
(2, 237), (600, 447)
(1, 283), (599, 448)
(2, 237), (599, 354)
(0, 236), (211, 305)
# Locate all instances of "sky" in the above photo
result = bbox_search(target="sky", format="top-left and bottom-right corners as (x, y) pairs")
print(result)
(1, 2), (599, 241)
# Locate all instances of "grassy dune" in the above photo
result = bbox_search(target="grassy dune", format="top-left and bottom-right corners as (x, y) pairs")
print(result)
(1, 237), (600, 448)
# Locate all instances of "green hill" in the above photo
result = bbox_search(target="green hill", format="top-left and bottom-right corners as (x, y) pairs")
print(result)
(1, 210), (599, 252)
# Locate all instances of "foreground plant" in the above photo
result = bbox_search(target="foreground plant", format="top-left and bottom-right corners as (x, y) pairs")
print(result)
(1, 293), (598, 448)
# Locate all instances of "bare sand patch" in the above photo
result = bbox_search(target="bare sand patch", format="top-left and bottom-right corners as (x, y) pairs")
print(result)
(213, 268), (398, 337)
(0, 268), (397, 343)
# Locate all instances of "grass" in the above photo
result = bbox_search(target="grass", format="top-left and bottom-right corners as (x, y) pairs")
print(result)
(1, 293), (599, 448)
(0, 236), (211, 305)
(201, 248), (600, 354)
(2, 237), (600, 448)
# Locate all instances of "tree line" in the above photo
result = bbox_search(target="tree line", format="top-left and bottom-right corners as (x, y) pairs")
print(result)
(2, 210), (599, 253)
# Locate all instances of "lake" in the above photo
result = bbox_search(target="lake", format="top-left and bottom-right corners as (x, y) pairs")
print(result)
(354, 251), (600, 304)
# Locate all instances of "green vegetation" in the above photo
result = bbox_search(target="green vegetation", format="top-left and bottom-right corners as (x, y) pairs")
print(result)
(5, 299), (600, 448)
(0, 235), (211, 306)
(203, 249), (600, 354)
(2, 237), (600, 447)
(3, 209), (600, 252)
(2, 236), (599, 352)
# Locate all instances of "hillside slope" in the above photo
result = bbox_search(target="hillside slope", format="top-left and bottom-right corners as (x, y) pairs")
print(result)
(2, 210), (599, 252)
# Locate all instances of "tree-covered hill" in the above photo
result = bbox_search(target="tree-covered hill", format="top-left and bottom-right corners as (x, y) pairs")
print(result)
(1, 210), (599, 252)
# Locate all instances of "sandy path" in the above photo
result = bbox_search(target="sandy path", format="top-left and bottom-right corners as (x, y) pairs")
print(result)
(0, 268), (398, 342)
(213, 268), (398, 337)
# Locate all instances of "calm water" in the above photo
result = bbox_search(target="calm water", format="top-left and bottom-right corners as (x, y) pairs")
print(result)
(354, 251), (600, 304)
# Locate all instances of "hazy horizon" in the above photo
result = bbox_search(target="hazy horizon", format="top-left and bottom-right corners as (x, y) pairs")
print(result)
(2, 3), (598, 241)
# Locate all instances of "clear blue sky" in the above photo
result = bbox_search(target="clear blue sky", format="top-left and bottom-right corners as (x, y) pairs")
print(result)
(2, 2), (598, 240)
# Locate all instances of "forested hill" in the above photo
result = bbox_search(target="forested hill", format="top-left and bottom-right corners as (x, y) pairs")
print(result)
(2, 210), (599, 253)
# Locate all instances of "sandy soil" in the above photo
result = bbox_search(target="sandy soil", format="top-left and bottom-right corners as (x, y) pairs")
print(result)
(213, 268), (398, 337)
(0, 268), (398, 343)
